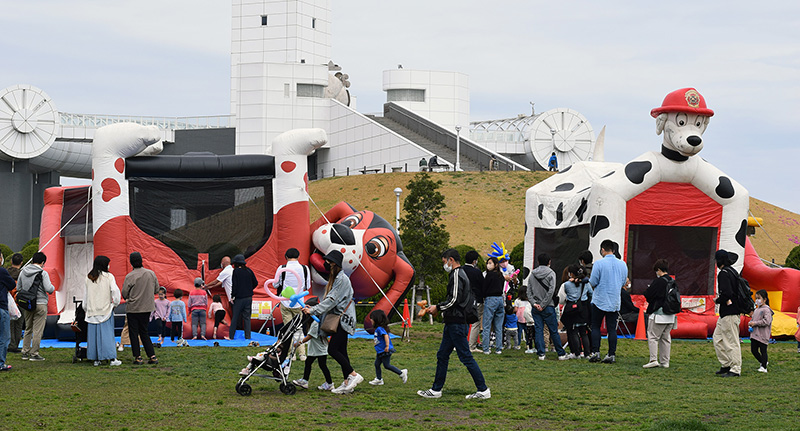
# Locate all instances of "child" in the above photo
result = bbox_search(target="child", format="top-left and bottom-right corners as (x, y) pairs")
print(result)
(151, 287), (170, 344)
(168, 289), (187, 342)
(515, 289), (535, 353)
(208, 294), (228, 340)
(504, 294), (519, 350)
(368, 310), (407, 386)
(291, 297), (334, 390)
(748, 289), (774, 373)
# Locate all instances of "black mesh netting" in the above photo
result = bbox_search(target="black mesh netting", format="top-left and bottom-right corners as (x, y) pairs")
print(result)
(129, 178), (272, 269)
(626, 225), (717, 296)
(533, 225), (590, 282)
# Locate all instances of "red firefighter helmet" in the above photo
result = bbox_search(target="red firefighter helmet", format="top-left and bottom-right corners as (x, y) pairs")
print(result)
(650, 87), (714, 118)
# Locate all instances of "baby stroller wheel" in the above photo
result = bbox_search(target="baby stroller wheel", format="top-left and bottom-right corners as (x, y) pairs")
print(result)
(236, 382), (252, 396)
(279, 382), (296, 395)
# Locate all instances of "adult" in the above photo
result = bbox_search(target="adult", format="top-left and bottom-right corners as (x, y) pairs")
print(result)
(643, 259), (677, 369)
(561, 264), (592, 359)
(418, 249), (490, 400)
(122, 251), (159, 365)
(18, 252), (54, 361)
(419, 157), (428, 172)
(548, 152), (558, 171)
(274, 248), (312, 360)
(462, 250), (485, 353)
(0, 253), (16, 371)
(619, 278), (640, 330)
(7, 253), (23, 353)
(481, 257), (505, 355)
(303, 250), (362, 394)
(206, 256), (233, 303)
(188, 278), (208, 340)
(578, 250), (593, 278)
(428, 155), (439, 168)
(229, 254), (258, 340)
(588, 239), (628, 364)
(84, 256), (122, 366)
(528, 253), (567, 360)
(712, 249), (742, 377)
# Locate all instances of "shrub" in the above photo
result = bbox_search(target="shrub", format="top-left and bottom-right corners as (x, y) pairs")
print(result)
(0, 244), (12, 267)
(510, 241), (525, 270)
(23, 237), (39, 250)
(21, 243), (39, 264)
(453, 244), (485, 271)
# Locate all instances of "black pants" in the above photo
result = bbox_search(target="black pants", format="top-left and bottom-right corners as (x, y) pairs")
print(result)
(328, 326), (353, 380)
(170, 321), (183, 340)
(751, 339), (768, 368)
(374, 353), (402, 380)
(590, 304), (617, 355)
(214, 310), (226, 328)
(567, 325), (590, 356)
(127, 312), (155, 359)
(230, 297), (252, 340)
(154, 318), (168, 338)
(303, 355), (332, 383)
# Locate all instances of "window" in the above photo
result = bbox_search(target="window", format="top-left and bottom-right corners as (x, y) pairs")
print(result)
(261, 15), (267, 26)
(312, 17), (316, 28)
(386, 89), (425, 102)
(296, 84), (324, 98)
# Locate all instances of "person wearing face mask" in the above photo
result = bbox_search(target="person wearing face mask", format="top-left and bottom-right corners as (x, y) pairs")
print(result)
(0, 253), (16, 371)
(481, 257), (505, 355)
(643, 259), (677, 369)
(713, 249), (742, 377)
(748, 290), (773, 373)
(417, 249), (490, 400)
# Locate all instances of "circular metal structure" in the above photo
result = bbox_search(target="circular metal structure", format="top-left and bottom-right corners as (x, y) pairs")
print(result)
(527, 108), (594, 170)
(0, 84), (59, 160)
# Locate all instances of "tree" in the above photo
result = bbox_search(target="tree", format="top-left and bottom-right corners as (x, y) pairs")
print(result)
(399, 172), (450, 291)
(786, 245), (800, 270)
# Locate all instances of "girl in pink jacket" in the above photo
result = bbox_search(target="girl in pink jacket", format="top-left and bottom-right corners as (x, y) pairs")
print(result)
(748, 289), (773, 373)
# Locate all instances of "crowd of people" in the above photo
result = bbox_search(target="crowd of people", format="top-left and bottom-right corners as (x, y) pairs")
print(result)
(0, 239), (787, 401)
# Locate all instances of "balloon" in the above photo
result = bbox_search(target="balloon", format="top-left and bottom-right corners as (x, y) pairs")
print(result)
(263, 267), (319, 322)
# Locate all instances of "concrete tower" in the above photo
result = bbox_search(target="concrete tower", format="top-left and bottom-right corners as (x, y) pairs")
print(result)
(231, 0), (332, 155)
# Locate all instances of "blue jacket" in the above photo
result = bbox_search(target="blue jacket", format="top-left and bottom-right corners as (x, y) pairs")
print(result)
(589, 254), (627, 312)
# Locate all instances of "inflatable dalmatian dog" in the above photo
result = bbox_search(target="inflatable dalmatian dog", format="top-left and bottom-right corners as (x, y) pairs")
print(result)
(586, 88), (749, 268)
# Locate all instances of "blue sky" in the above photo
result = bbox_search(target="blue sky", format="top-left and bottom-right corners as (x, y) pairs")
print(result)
(3, 1), (798, 215)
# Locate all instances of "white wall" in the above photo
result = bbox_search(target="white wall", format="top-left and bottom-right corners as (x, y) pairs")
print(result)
(382, 69), (469, 133)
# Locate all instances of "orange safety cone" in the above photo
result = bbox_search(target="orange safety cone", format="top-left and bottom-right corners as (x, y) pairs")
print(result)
(402, 299), (412, 328)
(634, 307), (647, 340)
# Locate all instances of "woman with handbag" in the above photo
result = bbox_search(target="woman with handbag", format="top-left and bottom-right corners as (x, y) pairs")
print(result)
(560, 265), (592, 359)
(643, 259), (677, 369)
(303, 250), (363, 394)
(84, 256), (122, 366)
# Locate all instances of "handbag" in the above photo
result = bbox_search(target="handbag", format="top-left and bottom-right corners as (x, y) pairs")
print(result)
(7, 292), (21, 320)
(320, 299), (353, 334)
(561, 281), (586, 324)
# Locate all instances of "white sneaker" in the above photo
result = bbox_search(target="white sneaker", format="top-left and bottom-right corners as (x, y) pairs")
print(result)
(239, 367), (250, 376)
(109, 359), (122, 366)
(400, 369), (408, 383)
(558, 355), (568, 361)
(93, 361), (101, 367)
(292, 379), (309, 389)
(494, 350), (502, 355)
(564, 353), (576, 360)
(659, 363), (669, 368)
(757, 366), (768, 373)
(643, 361), (660, 369)
(369, 378), (384, 386)
(524, 349), (535, 354)
(318, 382), (335, 391)
(538, 355), (546, 361)
(417, 389), (442, 398)
(514, 346), (521, 350)
(344, 373), (363, 390)
(117, 343), (123, 352)
(330, 381), (350, 394)
(466, 388), (491, 399)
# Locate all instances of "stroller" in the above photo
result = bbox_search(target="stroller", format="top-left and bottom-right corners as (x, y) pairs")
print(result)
(235, 312), (306, 396)
(71, 298), (88, 363)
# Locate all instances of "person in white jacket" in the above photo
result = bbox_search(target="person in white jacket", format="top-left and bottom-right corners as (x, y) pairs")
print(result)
(84, 256), (122, 366)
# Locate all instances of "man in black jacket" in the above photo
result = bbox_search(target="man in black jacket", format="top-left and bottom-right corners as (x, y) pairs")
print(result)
(462, 250), (484, 352)
(712, 249), (742, 377)
(418, 249), (490, 400)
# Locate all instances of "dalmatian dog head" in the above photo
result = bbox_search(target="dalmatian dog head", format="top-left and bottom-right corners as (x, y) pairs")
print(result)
(651, 88), (714, 159)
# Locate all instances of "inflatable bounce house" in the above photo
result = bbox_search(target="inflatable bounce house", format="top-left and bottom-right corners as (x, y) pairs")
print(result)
(39, 124), (414, 338)
(524, 88), (800, 338)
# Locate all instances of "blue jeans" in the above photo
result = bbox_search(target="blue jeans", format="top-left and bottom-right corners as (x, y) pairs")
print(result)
(230, 297), (252, 340)
(374, 353), (402, 379)
(590, 303), (618, 356)
(531, 306), (566, 356)
(432, 323), (487, 392)
(482, 296), (504, 352)
(0, 308), (9, 367)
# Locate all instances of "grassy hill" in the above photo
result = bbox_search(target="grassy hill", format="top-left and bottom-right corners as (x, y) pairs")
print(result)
(308, 171), (800, 266)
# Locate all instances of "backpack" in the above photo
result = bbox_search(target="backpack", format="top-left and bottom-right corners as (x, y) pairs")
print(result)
(16, 273), (42, 311)
(661, 276), (681, 315)
(275, 264), (309, 292)
(724, 267), (755, 314)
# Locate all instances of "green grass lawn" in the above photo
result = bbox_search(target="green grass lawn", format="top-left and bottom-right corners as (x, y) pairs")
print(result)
(4, 324), (799, 430)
